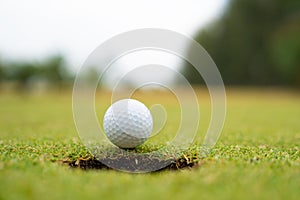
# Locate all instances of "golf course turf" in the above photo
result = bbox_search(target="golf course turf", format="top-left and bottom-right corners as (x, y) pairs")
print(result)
(0, 88), (299, 200)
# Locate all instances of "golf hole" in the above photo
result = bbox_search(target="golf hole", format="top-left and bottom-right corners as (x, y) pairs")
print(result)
(64, 153), (202, 172)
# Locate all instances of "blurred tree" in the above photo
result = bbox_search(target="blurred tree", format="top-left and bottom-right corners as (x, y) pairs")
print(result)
(40, 55), (70, 86)
(11, 63), (38, 89)
(0, 62), (5, 82)
(268, 15), (300, 85)
(183, 0), (300, 86)
(0, 54), (72, 90)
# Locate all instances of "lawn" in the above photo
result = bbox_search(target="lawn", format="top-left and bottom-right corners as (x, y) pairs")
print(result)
(0, 87), (299, 200)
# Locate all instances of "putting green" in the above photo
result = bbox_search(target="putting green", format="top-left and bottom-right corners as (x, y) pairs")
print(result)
(0, 88), (299, 200)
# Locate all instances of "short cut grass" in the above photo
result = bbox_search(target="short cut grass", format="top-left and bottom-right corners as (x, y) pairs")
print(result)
(0, 88), (299, 200)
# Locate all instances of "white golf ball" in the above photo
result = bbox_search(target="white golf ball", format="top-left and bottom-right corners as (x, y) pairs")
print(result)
(103, 99), (153, 148)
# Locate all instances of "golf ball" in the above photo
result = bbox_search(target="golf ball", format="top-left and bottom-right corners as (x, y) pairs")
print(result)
(103, 99), (153, 148)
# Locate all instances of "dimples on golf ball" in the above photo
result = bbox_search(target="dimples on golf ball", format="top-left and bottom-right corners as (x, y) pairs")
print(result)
(103, 99), (153, 148)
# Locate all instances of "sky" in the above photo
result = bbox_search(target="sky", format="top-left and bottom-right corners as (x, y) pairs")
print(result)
(0, 0), (227, 70)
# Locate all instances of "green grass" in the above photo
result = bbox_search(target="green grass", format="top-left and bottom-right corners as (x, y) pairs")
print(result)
(0, 88), (299, 200)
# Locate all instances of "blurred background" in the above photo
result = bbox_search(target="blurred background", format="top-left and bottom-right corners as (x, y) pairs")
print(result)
(0, 0), (299, 91)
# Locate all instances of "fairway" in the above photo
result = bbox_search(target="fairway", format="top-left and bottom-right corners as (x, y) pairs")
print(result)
(0, 88), (299, 200)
